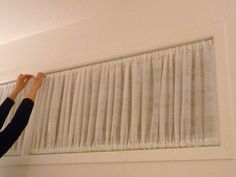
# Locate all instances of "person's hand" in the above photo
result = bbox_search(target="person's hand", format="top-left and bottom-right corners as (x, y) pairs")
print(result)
(15, 74), (34, 92)
(9, 74), (33, 100)
(26, 72), (46, 101)
(30, 72), (46, 91)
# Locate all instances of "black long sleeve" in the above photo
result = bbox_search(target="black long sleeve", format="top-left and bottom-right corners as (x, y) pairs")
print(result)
(0, 97), (15, 129)
(0, 98), (34, 157)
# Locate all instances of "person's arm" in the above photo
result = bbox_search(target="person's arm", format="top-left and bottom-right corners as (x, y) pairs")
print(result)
(0, 98), (34, 157)
(0, 74), (33, 129)
(0, 72), (45, 157)
(0, 98), (15, 129)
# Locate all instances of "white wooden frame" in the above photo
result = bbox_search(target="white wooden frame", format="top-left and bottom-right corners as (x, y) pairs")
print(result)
(0, 22), (234, 166)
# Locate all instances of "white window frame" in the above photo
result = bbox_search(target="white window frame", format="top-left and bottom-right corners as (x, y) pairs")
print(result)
(0, 22), (234, 166)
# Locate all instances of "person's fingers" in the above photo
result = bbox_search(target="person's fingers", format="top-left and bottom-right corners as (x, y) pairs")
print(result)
(38, 72), (45, 76)
(18, 74), (23, 79)
(19, 73), (45, 81)
(23, 74), (34, 78)
(18, 74), (33, 80)
(41, 73), (46, 78)
(24, 77), (32, 82)
(23, 76), (33, 83)
(25, 74), (34, 77)
(37, 72), (46, 79)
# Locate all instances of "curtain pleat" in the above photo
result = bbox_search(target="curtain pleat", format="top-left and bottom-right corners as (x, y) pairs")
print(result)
(120, 62), (131, 146)
(94, 66), (109, 146)
(105, 66), (115, 146)
(180, 46), (192, 145)
(149, 56), (163, 144)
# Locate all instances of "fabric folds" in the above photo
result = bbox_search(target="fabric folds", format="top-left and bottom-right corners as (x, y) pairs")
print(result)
(29, 39), (219, 154)
(0, 39), (220, 155)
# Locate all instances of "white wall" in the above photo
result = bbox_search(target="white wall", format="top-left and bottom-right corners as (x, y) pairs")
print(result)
(0, 0), (235, 176)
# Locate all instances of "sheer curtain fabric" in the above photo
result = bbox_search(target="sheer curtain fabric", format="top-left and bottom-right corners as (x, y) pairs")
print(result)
(0, 39), (219, 155)
(30, 39), (219, 154)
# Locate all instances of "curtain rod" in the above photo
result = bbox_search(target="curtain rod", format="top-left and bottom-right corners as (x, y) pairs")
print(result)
(0, 36), (213, 85)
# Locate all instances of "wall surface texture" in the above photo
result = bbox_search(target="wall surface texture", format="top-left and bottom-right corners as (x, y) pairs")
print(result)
(0, 0), (235, 177)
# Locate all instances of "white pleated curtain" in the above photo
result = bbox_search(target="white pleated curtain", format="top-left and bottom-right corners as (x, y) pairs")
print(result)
(0, 38), (219, 156)
(28, 39), (219, 154)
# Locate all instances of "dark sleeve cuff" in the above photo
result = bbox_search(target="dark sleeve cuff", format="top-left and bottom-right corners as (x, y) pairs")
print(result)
(6, 97), (15, 106)
(22, 98), (35, 107)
